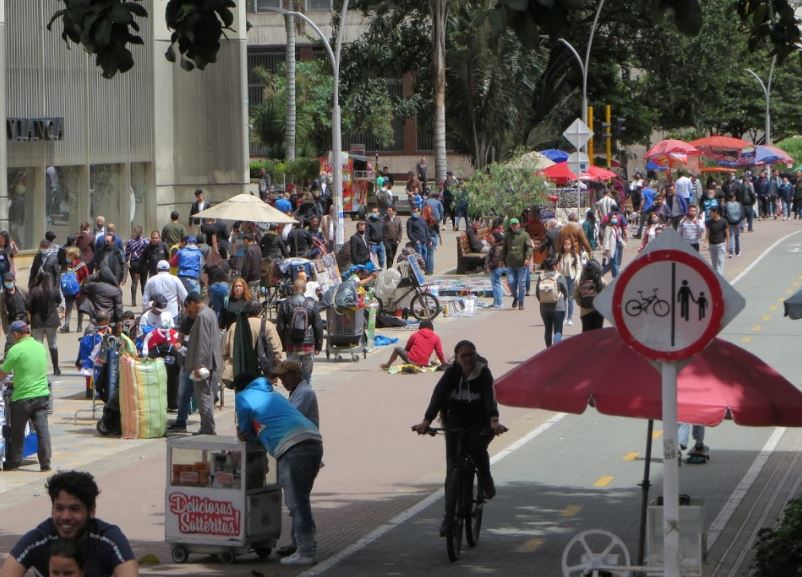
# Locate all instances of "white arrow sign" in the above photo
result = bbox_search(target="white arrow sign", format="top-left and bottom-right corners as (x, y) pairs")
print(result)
(562, 118), (592, 150)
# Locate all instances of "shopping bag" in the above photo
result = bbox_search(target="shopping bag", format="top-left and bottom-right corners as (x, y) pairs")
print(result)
(119, 356), (168, 439)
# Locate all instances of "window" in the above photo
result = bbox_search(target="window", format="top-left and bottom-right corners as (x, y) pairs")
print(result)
(253, 0), (280, 12)
(306, 0), (332, 10)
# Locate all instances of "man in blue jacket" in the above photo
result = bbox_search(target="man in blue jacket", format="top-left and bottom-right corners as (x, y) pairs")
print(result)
(235, 376), (323, 566)
(175, 236), (203, 294)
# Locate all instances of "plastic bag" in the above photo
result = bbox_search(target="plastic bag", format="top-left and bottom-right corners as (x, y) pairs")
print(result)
(375, 269), (401, 301)
(334, 278), (358, 309)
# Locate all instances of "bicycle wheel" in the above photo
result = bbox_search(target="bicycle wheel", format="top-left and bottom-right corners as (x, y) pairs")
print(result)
(624, 299), (642, 317)
(464, 469), (483, 548)
(410, 293), (441, 321)
(652, 298), (670, 317)
(445, 466), (464, 562)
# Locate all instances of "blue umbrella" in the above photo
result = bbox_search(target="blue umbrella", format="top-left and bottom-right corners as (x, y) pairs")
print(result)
(539, 149), (570, 163)
(645, 159), (669, 172)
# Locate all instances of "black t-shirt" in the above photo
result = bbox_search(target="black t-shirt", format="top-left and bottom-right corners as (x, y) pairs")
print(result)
(11, 518), (135, 577)
(706, 218), (728, 245)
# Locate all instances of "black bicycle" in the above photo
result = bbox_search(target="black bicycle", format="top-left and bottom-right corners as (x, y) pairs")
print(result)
(416, 426), (504, 561)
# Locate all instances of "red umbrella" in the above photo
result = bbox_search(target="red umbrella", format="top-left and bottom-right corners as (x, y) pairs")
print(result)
(580, 165), (617, 181)
(689, 136), (751, 163)
(495, 327), (802, 427)
(645, 139), (701, 162)
(540, 162), (577, 184)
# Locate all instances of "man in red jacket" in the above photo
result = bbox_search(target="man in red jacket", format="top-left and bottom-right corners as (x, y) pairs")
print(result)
(380, 320), (447, 370)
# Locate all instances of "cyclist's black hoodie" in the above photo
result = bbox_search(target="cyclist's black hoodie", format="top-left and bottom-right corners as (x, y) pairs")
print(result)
(424, 358), (498, 427)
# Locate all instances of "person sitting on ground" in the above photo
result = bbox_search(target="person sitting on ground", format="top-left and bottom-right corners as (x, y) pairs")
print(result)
(380, 320), (447, 370)
(0, 470), (138, 577)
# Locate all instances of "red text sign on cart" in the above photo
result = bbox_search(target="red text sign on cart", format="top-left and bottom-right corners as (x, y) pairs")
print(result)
(612, 249), (725, 361)
(168, 492), (242, 537)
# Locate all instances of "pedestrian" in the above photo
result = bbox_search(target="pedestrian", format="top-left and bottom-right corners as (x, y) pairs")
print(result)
(0, 321), (52, 471)
(412, 340), (506, 535)
(221, 300), (282, 387)
(29, 240), (61, 291)
(601, 212), (623, 278)
(574, 259), (606, 332)
(348, 221), (371, 266)
(0, 231), (17, 280)
(320, 205), (337, 252)
(536, 258), (569, 347)
(634, 181), (657, 239)
(700, 187), (719, 222)
(74, 222), (95, 269)
(142, 260), (188, 323)
(794, 171), (802, 219)
(678, 205), (704, 252)
(768, 169), (782, 218)
(556, 239), (581, 326)
(453, 185), (470, 232)
(141, 230), (170, 282)
(92, 234), (126, 287)
(704, 206), (729, 275)
(47, 538), (86, 577)
(382, 206), (402, 264)
(423, 192), (443, 274)
(26, 272), (62, 376)
(638, 212), (665, 251)
(741, 173), (757, 231)
(0, 470), (137, 575)
(487, 225), (506, 309)
(204, 246), (231, 325)
(221, 277), (252, 330)
(124, 225), (148, 307)
(260, 224), (288, 260)
(161, 211), (186, 246)
(273, 359), (318, 427)
(235, 374), (323, 566)
(276, 278), (323, 382)
(366, 208), (386, 269)
(183, 292), (222, 435)
(79, 274), (124, 325)
(582, 210), (598, 251)
(0, 272), (28, 358)
(416, 156), (428, 185)
(380, 320), (447, 370)
(188, 189), (209, 227)
(723, 192), (743, 258)
(558, 211), (594, 256)
(780, 176), (794, 220)
(501, 218), (532, 310)
(239, 233), (263, 295)
(286, 222), (314, 259)
(405, 209), (430, 270)
(139, 293), (173, 332)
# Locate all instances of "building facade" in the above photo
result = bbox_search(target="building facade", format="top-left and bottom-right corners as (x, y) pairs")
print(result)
(1, 0), (250, 252)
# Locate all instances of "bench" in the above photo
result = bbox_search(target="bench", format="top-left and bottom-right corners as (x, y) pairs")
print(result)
(456, 228), (489, 274)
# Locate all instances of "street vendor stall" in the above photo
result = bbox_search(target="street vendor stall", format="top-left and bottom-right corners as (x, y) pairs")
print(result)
(165, 435), (281, 564)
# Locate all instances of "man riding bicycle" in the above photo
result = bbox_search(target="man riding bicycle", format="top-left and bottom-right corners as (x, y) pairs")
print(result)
(413, 340), (505, 530)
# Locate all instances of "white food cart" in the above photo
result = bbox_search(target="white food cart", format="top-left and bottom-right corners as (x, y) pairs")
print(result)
(165, 435), (281, 563)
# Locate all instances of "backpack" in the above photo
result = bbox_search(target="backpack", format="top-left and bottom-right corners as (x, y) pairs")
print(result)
(60, 269), (81, 296)
(289, 300), (310, 343)
(256, 315), (275, 375)
(578, 277), (599, 309)
(537, 273), (561, 304)
(725, 202), (743, 224)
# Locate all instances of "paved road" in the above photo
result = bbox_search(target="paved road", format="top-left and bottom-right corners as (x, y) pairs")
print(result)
(0, 220), (800, 577)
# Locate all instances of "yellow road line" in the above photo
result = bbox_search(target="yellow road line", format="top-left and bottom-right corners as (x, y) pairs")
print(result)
(593, 475), (615, 487)
(762, 315), (771, 321)
(517, 538), (544, 553)
(652, 430), (663, 439)
(741, 336), (753, 344)
(753, 325), (762, 332)
(770, 305), (778, 311)
(560, 504), (583, 518)
(623, 452), (639, 461)
(785, 289), (794, 295)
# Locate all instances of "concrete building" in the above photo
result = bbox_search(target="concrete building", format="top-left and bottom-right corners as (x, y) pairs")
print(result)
(0, 0), (250, 252)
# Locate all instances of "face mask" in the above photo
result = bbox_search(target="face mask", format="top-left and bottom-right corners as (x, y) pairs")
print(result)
(369, 213), (379, 220)
(411, 213), (419, 219)
(4, 282), (13, 289)
(40, 249), (48, 255)
(611, 219), (618, 225)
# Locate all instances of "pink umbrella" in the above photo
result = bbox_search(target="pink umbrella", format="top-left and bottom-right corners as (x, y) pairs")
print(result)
(689, 136), (751, 163)
(580, 165), (617, 181)
(645, 139), (701, 161)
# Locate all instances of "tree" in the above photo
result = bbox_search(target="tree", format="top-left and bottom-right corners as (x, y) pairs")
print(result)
(284, 2), (299, 161)
(776, 137), (802, 166)
(431, 0), (448, 184)
(464, 161), (549, 218)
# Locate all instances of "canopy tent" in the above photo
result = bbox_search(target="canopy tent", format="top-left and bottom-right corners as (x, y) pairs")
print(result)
(505, 151), (556, 171)
(580, 165), (617, 181)
(689, 136), (750, 163)
(193, 193), (297, 224)
(538, 149), (570, 163)
(540, 162), (577, 185)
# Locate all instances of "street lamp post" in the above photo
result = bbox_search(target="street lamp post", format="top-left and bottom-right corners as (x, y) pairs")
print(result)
(257, 0), (349, 248)
(745, 58), (775, 145)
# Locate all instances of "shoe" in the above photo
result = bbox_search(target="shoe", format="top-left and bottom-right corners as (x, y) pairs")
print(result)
(518, 303), (524, 311)
(511, 298), (518, 309)
(632, 235), (642, 239)
(525, 291), (530, 296)
(693, 441), (705, 452)
(680, 444), (687, 451)
(40, 465), (51, 472)
(728, 254), (733, 258)
(76, 325), (83, 332)
(478, 473), (496, 500)
(167, 423), (187, 433)
(276, 544), (297, 557)
(439, 517), (448, 537)
(58, 325), (70, 334)
(280, 552), (316, 566)
(2, 462), (19, 471)
(53, 367), (61, 376)
(736, 251), (741, 257)
(566, 319), (574, 326)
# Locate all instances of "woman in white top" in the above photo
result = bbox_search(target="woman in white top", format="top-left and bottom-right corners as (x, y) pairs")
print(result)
(556, 239), (582, 326)
(601, 216), (622, 277)
(638, 212), (665, 252)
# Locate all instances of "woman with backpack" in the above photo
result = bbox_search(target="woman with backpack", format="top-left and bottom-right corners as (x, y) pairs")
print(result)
(26, 272), (62, 375)
(556, 239), (582, 326)
(724, 192), (742, 258)
(59, 246), (89, 333)
(574, 259), (606, 332)
(535, 257), (569, 348)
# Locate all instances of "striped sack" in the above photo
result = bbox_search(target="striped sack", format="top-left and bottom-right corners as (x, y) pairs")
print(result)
(119, 356), (168, 439)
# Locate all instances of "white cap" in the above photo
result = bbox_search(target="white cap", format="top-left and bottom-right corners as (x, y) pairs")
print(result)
(157, 260), (170, 271)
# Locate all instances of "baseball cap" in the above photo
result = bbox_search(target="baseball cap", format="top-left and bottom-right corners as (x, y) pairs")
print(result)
(45, 231), (57, 242)
(509, 218), (520, 225)
(156, 260), (170, 271)
(150, 293), (168, 310)
(8, 320), (29, 333)
(270, 360), (303, 376)
(186, 236), (197, 244)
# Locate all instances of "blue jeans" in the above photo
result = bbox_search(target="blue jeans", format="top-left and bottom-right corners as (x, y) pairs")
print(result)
(287, 352), (314, 383)
(174, 368), (195, 427)
(208, 282), (229, 324)
(744, 205), (754, 230)
(278, 441), (323, 558)
(541, 308), (565, 347)
(370, 242), (386, 268)
(425, 234), (438, 275)
(565, 277), (575, 320)
(180, 276), (200, 295)
(678, 423), (705, 449)
(507, 266), (527, 304)
(602, 254), (619, 277)
(727, 224), (740, 256)
(415, 242), (429, 271)
(782, 199), (792, 218)
(709, 242), (726, 275)
(490, 268), (506, 307)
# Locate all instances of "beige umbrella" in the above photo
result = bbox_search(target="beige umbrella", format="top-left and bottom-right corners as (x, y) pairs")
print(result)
(193, 193), (297, 224)
(505, 150), (556, 171)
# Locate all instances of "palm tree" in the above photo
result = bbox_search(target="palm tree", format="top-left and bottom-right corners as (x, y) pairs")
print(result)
(430, 0), (447, 184)
(283, 0), (306, 160)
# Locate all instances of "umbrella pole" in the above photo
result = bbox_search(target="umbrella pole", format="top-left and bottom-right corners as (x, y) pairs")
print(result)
(661, 361), (681, 577)
(636, 419), (655, 573)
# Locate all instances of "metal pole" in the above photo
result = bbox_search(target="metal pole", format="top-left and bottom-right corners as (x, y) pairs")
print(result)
(558, 39), (586, 125)
(661, 361), (680, 577)
(636, 419), (655, 573)
(745, 67), (772, 145)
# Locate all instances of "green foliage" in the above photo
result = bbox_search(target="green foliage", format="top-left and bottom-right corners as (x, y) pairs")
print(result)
(164, 0), (237, 71)
(776, 137), (802, 166)
(47, 0), (147, 78)
(249, 158), (320, 185)
(753, 496), (802, 576)
(464, 161), (549, 218)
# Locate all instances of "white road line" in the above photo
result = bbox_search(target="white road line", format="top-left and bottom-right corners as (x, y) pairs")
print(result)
(300, 413), (568, 576)
(730, 229), (802, 285)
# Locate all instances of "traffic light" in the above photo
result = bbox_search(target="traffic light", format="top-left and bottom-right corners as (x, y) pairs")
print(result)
(594, 119), (604, 141)
(601, 121), (612, 142)
(615, 117), (626, 138)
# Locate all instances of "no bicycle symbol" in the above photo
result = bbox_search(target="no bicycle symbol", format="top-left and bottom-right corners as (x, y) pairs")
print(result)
(612, 250), (725, 361)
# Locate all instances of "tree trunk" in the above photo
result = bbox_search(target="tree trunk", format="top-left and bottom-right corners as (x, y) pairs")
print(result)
(284, 5), (296, 161)
(431, 0), (447, 183)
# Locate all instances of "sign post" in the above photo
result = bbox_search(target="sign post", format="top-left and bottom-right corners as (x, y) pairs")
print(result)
(593, 228), (745, 577)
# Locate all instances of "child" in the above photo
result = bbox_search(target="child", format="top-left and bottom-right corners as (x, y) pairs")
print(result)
(48, 539), (85, 577)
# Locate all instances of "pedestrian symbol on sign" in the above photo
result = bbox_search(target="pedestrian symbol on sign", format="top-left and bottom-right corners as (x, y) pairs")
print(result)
(677, 280), (707, 322)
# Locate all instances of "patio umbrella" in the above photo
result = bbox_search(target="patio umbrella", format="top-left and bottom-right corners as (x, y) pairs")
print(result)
(784, 287), (802, 319)
(540, 162), (577, 184)
(580, 165), (617, 181)
(689, 136), (750, 162)
(506, 150), (555, 171)
(539, 149), (570, 163)
(645, 139), (701, 161)
(193, 193), (297, 224)
(751, 145), (793, 166)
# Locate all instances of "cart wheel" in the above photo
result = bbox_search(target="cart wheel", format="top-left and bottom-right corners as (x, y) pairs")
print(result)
(254, 546), (272, 559)
(336, 354), (343, 361)
(221, 550), (236, 564)
(171, 546), (189, 564)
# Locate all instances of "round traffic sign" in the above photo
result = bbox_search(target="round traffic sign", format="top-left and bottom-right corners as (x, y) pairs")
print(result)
(612, 250), (724, 361)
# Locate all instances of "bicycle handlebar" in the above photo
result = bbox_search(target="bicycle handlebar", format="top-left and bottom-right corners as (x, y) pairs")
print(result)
(411, 426), (508, 437)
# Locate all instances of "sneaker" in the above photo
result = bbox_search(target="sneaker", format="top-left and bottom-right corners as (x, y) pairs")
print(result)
(693, 441), (706, 452)
(566, 319), (574, 326)
(280, 552), (316, 566)
(736, 251), (741, 257)
(167, 423), (187, 433)
(2, 462), (19, 471)
(276, 544), (297, 557)
(511, 298), (518, 309)
(53, 367), (61, 376)
(40, 465), (51, 472)
(478, 473), (496, 500)
(518, 303), (524, 311)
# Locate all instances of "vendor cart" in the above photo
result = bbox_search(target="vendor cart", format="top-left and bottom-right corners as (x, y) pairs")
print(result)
(165, 435), (281, 564)
(325, 307), (367, 362)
